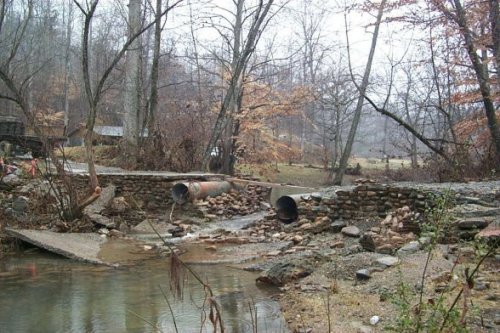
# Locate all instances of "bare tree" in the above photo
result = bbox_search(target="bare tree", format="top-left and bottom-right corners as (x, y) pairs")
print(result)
(430, 0), (500, 163)
(0, 0), (93, 220)
(333, 0), (387, 185)
(201, 0), (285, 173)
(292, 0), (329, 161)
(73, 0), (183, 189)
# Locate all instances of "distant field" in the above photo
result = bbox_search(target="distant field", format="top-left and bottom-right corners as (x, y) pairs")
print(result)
(58, 146), (414, 186)
(350, 157), (415, 170)
(237, 163), (329, 187)
(237, 157), (414, 187)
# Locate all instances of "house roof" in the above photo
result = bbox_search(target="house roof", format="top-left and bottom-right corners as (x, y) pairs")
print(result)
(94, 126), (149, 137)
(94, 126), (123, 137)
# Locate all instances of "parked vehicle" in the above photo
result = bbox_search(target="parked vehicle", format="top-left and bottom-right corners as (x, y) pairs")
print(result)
(0, 116), (66, 157)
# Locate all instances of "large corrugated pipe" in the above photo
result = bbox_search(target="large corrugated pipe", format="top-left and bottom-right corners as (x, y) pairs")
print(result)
(172, 181), (233, 204)
(275, 193), (318, 223)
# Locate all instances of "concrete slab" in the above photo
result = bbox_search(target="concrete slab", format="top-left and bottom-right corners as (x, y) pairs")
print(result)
(5, 228), (109, 265)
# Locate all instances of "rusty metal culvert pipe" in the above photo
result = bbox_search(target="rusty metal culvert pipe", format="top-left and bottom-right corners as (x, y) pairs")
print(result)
(275, 193), (319, 224)
(172, 181), (233, 204)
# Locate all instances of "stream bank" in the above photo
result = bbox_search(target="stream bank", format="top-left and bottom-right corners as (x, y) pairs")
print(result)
(1, 170), (499, 332)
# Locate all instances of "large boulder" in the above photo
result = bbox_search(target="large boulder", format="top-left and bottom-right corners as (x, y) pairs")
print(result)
(256, 261), (313, 286)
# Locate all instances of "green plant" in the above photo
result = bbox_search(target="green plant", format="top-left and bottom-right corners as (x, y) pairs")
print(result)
(386, 191), (494, 332)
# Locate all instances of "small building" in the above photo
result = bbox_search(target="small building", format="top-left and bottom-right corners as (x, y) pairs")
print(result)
(67, 125), (148, 146)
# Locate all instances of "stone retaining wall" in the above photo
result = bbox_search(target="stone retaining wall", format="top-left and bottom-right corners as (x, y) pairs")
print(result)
(299, 184), (431, 222)
(71, 174), (223, 210)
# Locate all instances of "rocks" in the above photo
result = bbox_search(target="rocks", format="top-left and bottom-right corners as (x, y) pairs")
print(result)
(2, 174), (21, 185)
(86, 213), (115, 228)
(452, 204), (500, 218)
(380, 206), (422, 234)
(168, 226), (186, 237)
(257, 262), (313, 286)
(359, 233), (377, 252)
(356, 206), (424, 253)
(457, 218), (490, 230)
(196, 185), (270, 218)
(110, 197), (130, 213)
(84, 184), (116, 215)
(355, 269), (371, 280)
(397, 241), (421, 255)
(342, 226), (361, 237)
(369, 315), (380, 326)
(304, 217), (332, 234)
(359, 230), (410, 254)
(98, 228), (109, 235)
(375, 256), (399, 267)
(475, 219), (500, 245)
(330, 241), (345, 248)
(12, 196), (29, 214)
(292, 235), (304, 244)
(331, 220), (347, 232)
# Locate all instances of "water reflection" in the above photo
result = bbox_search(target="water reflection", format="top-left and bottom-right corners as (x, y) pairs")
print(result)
(0, 251), (287, 333)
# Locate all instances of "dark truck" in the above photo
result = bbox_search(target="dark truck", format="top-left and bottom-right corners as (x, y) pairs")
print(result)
(0, 116), (66, 157)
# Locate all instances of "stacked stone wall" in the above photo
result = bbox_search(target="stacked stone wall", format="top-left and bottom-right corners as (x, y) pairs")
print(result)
(71, 174), (221, 210)
(299, 184), (430, 222)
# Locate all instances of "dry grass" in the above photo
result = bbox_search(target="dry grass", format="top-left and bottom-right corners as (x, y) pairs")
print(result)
(237, 158), (414, 187)
(237, 163), (329, 187)
(58, 146), (120, 166)
(351, 156), (416, 170)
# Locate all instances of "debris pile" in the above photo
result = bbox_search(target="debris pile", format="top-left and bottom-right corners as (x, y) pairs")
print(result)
(359, 206), (421, 253)
(195, 185), (270, 218)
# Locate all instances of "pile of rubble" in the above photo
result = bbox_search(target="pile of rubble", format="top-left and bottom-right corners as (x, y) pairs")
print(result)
(194, 185), (270, 219)
(359, 206), (421, 253)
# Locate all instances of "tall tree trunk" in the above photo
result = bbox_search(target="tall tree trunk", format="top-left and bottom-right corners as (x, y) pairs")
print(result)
(333, 0), (386, 185)
(410, 135), (418, 168)
(147, 0), (162, 135)
(63, 0), (73, 135)
(221, 0), (243, 175)
(122, 0), (142, 167)
(490, 0), (500, 86)
(80, 0), (100, 190)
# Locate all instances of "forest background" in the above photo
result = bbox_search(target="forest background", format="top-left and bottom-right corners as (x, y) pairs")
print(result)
(0, 0), (498, 190)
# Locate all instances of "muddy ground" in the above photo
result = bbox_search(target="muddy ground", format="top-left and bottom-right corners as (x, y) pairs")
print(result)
(1, 171), (499, 333)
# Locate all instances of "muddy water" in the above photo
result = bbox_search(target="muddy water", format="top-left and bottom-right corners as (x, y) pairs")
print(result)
(0, 249), (287, 333)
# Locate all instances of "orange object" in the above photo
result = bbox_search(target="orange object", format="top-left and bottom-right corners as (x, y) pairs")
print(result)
(29, 159), (37, 177)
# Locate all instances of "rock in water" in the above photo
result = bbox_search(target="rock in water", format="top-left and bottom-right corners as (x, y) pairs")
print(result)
(257, 262), (312, 286)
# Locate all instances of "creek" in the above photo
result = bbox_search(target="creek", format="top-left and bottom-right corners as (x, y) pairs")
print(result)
(0, 248), (287, 333)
